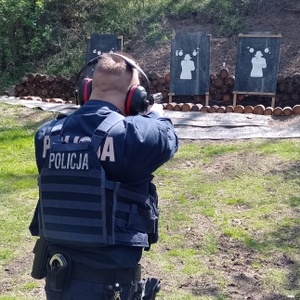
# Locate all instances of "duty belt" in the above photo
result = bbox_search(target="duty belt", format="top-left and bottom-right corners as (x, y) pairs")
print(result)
(71, 263), (141, 284)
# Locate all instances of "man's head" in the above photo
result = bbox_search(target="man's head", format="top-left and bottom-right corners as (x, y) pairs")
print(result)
(89, 53), (148, 115)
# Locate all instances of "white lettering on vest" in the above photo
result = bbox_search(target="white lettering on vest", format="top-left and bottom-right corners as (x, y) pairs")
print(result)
(42, 135), (51, 158)
(43, 135), (115, 162)
(97, 137), (115, 162)
(48, 152), (89, 170)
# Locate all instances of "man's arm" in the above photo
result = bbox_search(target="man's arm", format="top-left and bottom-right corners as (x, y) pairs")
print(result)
(122, 111), (179, 181)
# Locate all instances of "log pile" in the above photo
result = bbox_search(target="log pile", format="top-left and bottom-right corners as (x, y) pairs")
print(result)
(150, 69), (300, 115)
(149, 69), (300, 108)
(13, 69), (300, 115)
(15, 74), (76, 101)
(275, 73), (300, 107)
(163, 102), (300, 116)
(208, 68), (235, 105)
(147, 71), (170, 100)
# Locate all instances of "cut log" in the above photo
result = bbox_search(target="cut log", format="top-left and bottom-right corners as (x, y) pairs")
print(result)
(264, 107), (274, 115)
(212, 77), (223, 88)
(182, 103), (194, 112)
(191, 104), (203, 111)
(208, 105), (218, 113)
(219, 68), (229, 79)
(200, 106), (210, 112)
(210, 74), (216, 81)
(165, 102), (177, 110)
(293, 104), (300, 115)
(222, 93), (232, 103)
(225, 105), (234, 113)
(282, 106), (293, 116)
(162, 103), (169, 110)
(174, 103), (183, 111)
(216, 106), (226, 113)
(244, 106), (254, 114)
(225, 75), (235, 88)
(234, 105), (244, 113)
(253, 104), (265, 115)
(273, 107), (283, 116)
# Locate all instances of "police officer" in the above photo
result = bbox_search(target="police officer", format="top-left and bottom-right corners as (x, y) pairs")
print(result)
(30, 52), (178, 299)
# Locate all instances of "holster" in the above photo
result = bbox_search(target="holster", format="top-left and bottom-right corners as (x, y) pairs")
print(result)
(47, 252), (72, 292)
(131, 277), (161, 300)
(142, 278), (161, 300)
(31, 237), (48, 279)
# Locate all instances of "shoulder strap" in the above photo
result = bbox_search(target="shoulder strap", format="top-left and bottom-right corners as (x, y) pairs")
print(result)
(50, 117), (67, 136)
(97, 111), (125, 132)
(91, 111), (124, 150)
(50, 111), (123, 139)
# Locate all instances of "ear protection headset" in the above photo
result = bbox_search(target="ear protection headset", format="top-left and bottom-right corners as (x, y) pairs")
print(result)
(75, 53), (150, 115)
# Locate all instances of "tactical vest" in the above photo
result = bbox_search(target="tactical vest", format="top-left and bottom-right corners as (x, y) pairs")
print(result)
(38, 112), (158, 248)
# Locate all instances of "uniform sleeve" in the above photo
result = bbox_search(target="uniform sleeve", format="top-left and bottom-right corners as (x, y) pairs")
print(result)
(121, 112), (178, 182)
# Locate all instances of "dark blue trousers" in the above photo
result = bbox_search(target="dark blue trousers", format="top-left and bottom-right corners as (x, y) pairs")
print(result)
(45, 276), (133, 300)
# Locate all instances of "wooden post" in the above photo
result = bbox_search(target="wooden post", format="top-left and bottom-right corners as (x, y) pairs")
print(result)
(117, 35), (124, 50)
(271, 97), (276, 108)
(205, 93), (209, 106)
(233, 93), (237, 107)
(168, 93), (175, 103)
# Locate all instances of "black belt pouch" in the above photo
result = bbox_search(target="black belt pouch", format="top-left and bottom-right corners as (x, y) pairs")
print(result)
(47, 252), (72, 292)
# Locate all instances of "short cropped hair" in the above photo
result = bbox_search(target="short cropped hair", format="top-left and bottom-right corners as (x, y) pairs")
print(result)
(92, 53), (137, 93)
(94, 53), (133, 76)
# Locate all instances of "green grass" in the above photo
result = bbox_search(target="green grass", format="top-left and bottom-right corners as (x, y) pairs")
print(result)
(151, 139), (300, 298)
(0, 124), (36, 264)
(0, 103), (56, 299)
(0, 102), (300, 299)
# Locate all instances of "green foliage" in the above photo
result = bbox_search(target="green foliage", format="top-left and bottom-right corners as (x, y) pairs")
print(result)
(145, 23), (170, 45)
(0, 0), (270, 91)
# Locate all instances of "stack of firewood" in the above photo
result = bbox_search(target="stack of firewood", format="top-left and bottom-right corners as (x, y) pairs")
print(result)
(15, 74), (76, 101)
(147, 71), (170, 100)
(276, 73), (300, 107)
(209, 68), (235, 105)
(13, 70), (300, 113)
(146, 68), (236, 105)
(163, 101), (300, 116)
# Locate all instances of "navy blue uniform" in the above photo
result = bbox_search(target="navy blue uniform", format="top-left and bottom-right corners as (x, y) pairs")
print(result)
(32, 100), (178, 299)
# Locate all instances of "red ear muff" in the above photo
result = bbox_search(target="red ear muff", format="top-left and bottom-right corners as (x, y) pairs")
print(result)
(125, 85), (149, 115)
(76, 78), (92, 106)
